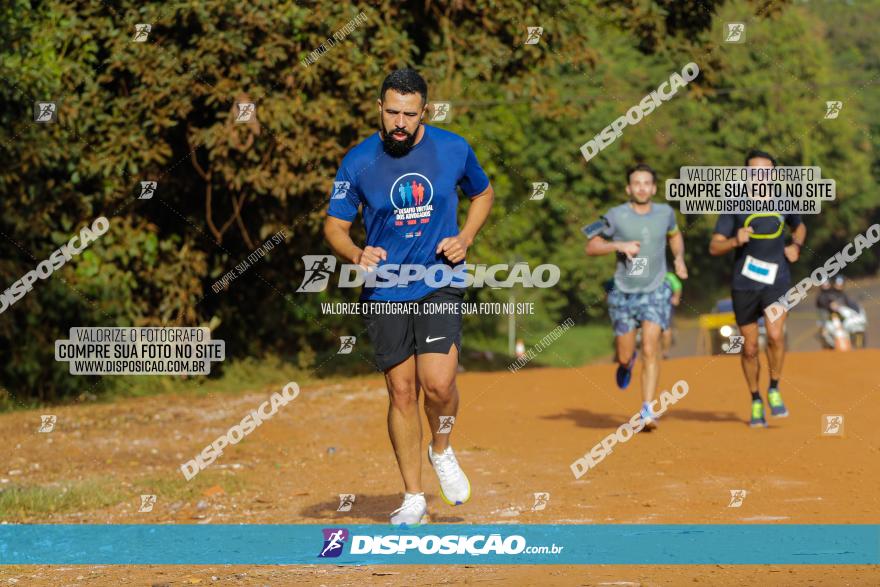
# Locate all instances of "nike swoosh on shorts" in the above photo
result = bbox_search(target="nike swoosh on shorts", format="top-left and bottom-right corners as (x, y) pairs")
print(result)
(425, 336), (446, 343)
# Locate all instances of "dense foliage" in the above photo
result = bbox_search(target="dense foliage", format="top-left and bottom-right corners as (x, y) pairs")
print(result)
(1, 0), (876, 402)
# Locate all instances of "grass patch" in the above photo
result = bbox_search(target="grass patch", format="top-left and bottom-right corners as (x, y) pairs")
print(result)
(133, 470), (248, 501)
(0, 478), (127, 518)
(465, 324), (613, 371)
(104, 354), (307, 400)
(0, 470), (247, 520)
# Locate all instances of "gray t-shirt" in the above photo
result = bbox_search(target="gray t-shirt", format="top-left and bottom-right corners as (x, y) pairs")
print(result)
(600, 202), (679, 294)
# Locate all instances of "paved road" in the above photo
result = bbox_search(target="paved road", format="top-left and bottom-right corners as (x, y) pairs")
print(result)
(668, 276), (879, 357)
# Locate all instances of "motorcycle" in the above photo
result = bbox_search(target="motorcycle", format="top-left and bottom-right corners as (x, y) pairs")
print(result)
(818, 305), (867, 350)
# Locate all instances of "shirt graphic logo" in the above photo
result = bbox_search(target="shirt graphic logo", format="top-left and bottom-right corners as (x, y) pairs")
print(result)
(390, 173), (434, 236)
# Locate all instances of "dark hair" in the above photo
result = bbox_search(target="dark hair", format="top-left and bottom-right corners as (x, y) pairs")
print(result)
(744, 149), (777, 166)
(380, 68), (428, 105)
(626, 163), (657, 184)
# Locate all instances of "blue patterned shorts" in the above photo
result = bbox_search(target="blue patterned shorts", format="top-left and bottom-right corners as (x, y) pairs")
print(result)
(607, 282), (672, 336)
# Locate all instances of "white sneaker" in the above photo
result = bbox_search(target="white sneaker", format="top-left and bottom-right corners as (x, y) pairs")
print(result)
(428, 445), (471, 505)
(390, 492), (427, 526)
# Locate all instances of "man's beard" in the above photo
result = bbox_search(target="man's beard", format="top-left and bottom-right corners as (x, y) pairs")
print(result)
(381, 121), (418, 157)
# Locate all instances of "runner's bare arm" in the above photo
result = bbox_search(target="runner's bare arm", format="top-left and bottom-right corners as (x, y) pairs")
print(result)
(436, 185), (494, 263)
(709, 228), (752, 256)
(585, 236), (639, 258)
(668, 231), (688, 279)
(784, 223), (806, 262)
(324, 216), (387, 268)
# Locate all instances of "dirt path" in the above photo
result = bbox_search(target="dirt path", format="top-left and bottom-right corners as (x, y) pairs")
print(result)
(2, 351), (879, 585)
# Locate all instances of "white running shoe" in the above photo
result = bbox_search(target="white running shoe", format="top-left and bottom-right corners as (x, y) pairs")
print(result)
(428, 445), (471, 506)
(390, 492), (427, 526)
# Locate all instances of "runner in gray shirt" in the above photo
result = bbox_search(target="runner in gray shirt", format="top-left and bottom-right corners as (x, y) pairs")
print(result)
(586, 164), (688, 428)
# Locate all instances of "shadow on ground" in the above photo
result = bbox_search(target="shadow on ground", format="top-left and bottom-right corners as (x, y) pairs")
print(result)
(298, 494), (464, 523)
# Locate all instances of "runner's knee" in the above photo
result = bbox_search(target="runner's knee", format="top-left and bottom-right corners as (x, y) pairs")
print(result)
(742, 340), (760, 359)
(387, 377), (418, 409)
(640, 333), (661, 360)
(641, 342), (659, 361)
(421, 375), (456, 403)
(766, 328), (784, 347)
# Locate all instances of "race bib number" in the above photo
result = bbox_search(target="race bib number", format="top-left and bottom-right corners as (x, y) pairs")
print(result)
(741, 255), (778, 285)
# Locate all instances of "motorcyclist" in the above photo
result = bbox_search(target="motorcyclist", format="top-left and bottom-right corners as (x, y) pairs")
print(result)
(816, 276), (860, 315)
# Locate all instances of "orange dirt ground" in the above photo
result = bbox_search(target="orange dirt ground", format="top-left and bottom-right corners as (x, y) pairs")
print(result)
(1, 350), (879, 585)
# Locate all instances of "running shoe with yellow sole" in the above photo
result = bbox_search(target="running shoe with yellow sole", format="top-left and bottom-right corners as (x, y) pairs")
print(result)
(767, 388), (789, 418)
(428, 445), (471, 506)
(390, 492), (428, 526)
(749, 399), (768, 428)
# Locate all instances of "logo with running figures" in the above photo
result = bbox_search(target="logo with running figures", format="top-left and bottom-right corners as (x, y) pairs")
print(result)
(437, 416), (456, 433)
(727, 489), (747, 508)
(530, 182), (548, 201)
(824, 101), (843, 119)
(531, 492), (550, 511)
(138, 494), (157, 512)
(235, 103), (256, 123)
(337, 494), (355, 512)
(34, 102), (57, 123)
(38, 415), (57, 433)
(725, 335), (744, 354)
(132, 23), (151, 42)
(138, 181), (157, 200)
(390, 173), (434, 237)
(318, 528), (349, 558)
(297, 255), (337, 292)
(628, 257), (648, 276)
(724, 23), (745, 43)
(525, 27), (543, 45)
(338, 336), (356, 354)
(331, 181), (350, 199)
(822, 414), (844, 436)
(429, 102), (452, 123)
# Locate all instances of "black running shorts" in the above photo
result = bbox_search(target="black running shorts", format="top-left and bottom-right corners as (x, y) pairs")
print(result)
(362, 286), (464, 371)
(731, 284), (789, 326)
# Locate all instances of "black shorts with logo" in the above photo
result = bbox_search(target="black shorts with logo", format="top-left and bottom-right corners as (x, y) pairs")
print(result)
(731, 283), (789, 326)
(362, 286), (464, 371)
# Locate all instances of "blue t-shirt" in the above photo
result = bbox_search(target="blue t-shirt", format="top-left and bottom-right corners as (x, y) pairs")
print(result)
(327, 125), (490, 302)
